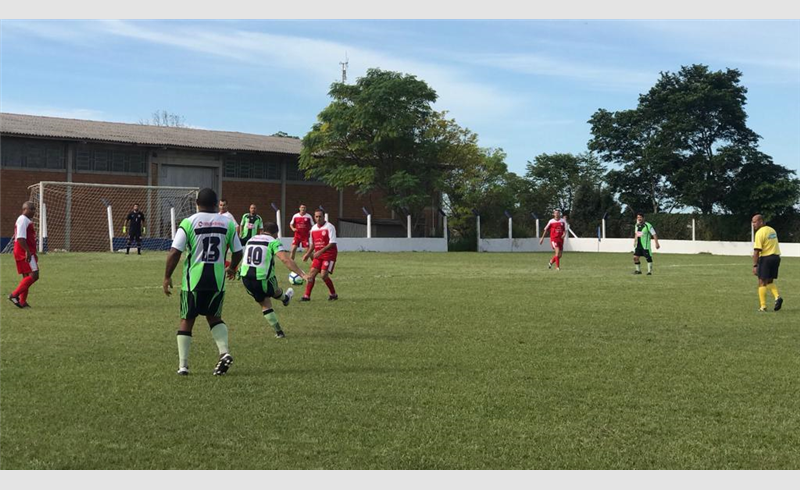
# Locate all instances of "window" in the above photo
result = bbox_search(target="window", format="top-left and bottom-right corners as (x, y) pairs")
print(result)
(74, 145), (147, 174)
(1, 138), (66, 170)
(222, 154), (284, 181)
(286, 161), (316, 182)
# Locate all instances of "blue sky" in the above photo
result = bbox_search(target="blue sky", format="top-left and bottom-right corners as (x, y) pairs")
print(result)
(2, 20), (799, 175)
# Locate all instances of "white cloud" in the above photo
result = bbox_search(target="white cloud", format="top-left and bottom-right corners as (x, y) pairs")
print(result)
(77, 21), (525, 124)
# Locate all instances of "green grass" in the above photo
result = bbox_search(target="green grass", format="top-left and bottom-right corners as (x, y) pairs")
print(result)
(2, 251), (799, 469)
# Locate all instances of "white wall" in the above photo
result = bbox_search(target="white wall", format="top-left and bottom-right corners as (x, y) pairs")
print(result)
(279, 237), (448, 252)
(479, 237), (800, 257)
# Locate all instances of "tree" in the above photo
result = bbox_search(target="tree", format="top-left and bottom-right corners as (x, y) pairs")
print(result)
(639, 65), (760, 214)
(441, 145), (522, 240)
(521, 152), (606, 216)
(724, 150), (800, 220)
(271, 131), (300, 139)
(139, 110), (187, 128)
(588, 108), (675, 213)
(300, 68), (443, 217)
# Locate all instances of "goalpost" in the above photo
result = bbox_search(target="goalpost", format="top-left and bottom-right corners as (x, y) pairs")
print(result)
(18, 182), (199, 253)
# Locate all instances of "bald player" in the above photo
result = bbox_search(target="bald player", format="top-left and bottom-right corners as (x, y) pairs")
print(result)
(751, 214), (783, 312)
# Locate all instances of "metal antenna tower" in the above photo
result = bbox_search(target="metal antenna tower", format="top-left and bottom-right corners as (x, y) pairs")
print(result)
(339, 53), (349, 83)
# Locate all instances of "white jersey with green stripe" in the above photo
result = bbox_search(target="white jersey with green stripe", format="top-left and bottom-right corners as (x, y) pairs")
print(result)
(171, 212), (242, 292)
(241, 234), (285, 281)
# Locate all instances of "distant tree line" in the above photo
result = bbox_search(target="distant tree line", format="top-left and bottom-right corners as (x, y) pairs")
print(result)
(292, 66), (800, 245)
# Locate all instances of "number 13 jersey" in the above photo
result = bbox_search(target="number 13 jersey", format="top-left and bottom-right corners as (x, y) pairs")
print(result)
(171, 212), (242, 292)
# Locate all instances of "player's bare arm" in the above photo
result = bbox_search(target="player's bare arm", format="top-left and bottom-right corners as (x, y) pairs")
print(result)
(539, 224), (550, 245)
(16, 236), (32, 262)
(276, 251), (310, 280)
(226, 250), (244, 279)
(163, 248), (182, 295)
(752, 247), (761, 276)
(313, 243), (335, 260)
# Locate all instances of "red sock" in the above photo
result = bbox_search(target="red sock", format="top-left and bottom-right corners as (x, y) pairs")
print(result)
(19, 290), (28, 305)
(304, 278), (315, 297)
(12, 276), (36, 297)
(555, 256), (561, 268)
(551, 255), (556, 264)
(224, 260), (230, 268)
(323, 277), (336, 295)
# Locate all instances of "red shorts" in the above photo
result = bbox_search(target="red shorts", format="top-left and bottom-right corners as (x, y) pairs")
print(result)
(16, 255), (39, 274)
(311, 256), (337, 274)
(550, 239), (564, 250)
(292, 235), (309, 248)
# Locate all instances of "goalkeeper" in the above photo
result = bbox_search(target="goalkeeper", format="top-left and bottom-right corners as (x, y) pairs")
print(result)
(123, 203), (146, 255)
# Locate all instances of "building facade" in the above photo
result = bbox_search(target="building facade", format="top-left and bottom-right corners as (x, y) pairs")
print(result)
(1, 113), (399, 247)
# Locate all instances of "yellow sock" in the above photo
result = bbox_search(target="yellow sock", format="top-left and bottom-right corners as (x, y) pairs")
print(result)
(766, 283), (780, 300)
(758, 287), (767, 309)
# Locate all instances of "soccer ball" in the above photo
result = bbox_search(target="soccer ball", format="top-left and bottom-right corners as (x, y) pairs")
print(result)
(288, 272), (305, 285)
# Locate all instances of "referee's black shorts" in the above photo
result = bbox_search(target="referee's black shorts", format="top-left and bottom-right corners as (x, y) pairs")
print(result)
(757, 255), (781, 280)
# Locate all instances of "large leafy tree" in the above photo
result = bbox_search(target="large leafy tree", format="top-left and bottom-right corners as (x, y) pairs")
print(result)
(723, 150), (800, 220)
(300, 69), (444, 216)
(639, 65), (760, 214)
(588, 108), (675, 213)
(521, 152), (606, 215)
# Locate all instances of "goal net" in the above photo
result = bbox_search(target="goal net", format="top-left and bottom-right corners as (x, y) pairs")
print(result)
(7, 182), (199, 253)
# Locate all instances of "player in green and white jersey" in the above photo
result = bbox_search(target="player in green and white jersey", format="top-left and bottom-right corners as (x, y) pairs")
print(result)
(163, 188), (243, 376)
(241, 222), (309, 339)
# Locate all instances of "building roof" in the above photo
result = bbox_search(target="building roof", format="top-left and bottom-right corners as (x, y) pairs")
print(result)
(0, 112), (303, 155)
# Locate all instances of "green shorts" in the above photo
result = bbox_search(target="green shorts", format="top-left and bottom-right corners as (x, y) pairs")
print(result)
(242, 275), (280, 303)
(180, 290), (225, 319)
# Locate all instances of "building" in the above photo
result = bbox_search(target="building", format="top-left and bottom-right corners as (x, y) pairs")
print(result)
(1, 113), (399, 248)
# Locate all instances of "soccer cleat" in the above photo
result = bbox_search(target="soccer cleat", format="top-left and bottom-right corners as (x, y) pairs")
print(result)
(548, 262), (553, 269)
(328, 294), (338, 301)
(177, 367), (189, 376)
(213, 353), (233, 376)
(282, 288), (294, 307)
(556, 267), (560, 271)
(7, 295), (23, 309)
(21, 302), (31, 308)
(275, 330), (285, 339)
(774, 297), (783, 312)
(300, 296), (310, 302)
(758, 307), (768, 313)
(646, 272), (652, 276)
(633, 270), (642, 275)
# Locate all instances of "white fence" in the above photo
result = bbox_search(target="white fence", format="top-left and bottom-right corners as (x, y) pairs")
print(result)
(479, 237), (800, 257)
(278, 237), (448, 253)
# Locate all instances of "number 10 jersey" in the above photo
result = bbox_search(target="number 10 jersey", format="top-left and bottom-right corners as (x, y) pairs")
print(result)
(171, 212), (242, 292)
(240, 234), (285, 282)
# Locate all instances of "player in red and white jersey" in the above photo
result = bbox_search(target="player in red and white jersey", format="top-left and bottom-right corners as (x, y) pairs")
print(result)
(289, 204), (314, 260)
(539, 209), (567, 270)
(8, 201), (39, 308)
(301, 209), (338, 301)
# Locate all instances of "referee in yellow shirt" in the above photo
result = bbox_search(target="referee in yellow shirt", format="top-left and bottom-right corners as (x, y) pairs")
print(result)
(752, 214), (783, 312)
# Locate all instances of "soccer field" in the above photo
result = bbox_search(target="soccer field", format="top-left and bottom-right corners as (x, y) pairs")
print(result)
(1, 251), (798, 469)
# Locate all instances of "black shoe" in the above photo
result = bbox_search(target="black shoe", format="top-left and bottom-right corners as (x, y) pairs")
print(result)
(300, 296), (310, 302)
(774, 297), (783, 312)
(275, 330), (285, 339)
(7, 295), (23, 309)
(646, 272), (652, 276)
(328, 294), (338, 301)
(177, 367), (189, 376)
(22, 302), (31, 308)
(213, 353), (233, 376)
(633, 270), (642, 275)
